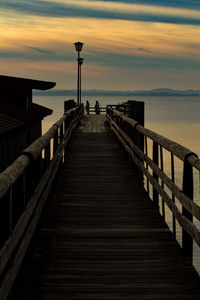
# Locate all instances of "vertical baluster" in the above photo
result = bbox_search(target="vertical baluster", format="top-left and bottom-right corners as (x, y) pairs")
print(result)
(44, 142), (51, 171)
(153, 141), (159, 209)
(60, 123), (64, 143)
(23, 172), (26, 209)
(182, 156), (193, 262)
(64, 118), (67, 162)
(160, 146), (165, 220)
(8, 187), (13, 272)
(171, 153), (176, 237)
(64, 115), (68, 136)
(9, 187), (13, 234)
(53, 128), (58, 156)
(133, 125), (144, 183)
(145, 136), (150, 195)
(128, 124), (132, 165)
(60, 123), (64, 163)
(64, 115), (70, 160)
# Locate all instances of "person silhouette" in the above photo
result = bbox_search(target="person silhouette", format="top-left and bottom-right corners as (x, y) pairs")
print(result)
(85, 101), (90, 114)
(95, 101), (100, 115)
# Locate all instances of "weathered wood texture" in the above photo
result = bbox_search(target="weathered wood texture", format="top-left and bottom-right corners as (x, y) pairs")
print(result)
(78, 115), (107, 133)
(14, 119), (200, 299)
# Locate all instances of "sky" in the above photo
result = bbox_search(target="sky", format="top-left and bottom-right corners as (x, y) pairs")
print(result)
(0, 0), (200, 90)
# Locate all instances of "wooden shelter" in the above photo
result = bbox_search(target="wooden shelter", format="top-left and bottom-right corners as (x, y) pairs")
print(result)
(0, 75), (56, 172)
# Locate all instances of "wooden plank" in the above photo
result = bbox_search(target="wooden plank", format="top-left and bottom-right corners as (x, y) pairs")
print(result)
(78, 115), (107, 133)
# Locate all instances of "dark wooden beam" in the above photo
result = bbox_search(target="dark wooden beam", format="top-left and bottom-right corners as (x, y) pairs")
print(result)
(0, 75), (56, 91)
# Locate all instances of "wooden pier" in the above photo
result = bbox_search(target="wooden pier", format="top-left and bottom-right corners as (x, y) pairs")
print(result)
(1, 104), (200, 299)
(13, 115), (200, 299)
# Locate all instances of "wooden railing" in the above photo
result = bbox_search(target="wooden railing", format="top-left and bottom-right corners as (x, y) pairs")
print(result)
(86, 106), (106, 114)
(106, 106), (200, 262)
(0, 104), (84, 300)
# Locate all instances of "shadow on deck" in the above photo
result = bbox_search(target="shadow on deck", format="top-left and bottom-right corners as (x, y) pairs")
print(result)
(14, 116), (200, 299)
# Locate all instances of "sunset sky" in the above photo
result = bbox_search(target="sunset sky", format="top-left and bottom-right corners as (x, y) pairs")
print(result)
(0, 0), (200, 90)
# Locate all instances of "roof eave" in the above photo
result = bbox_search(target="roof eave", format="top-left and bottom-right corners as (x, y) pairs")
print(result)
(0, 75), (56, 91)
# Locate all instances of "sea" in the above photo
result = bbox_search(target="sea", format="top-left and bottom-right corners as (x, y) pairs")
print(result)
(35, 95), (200, 273)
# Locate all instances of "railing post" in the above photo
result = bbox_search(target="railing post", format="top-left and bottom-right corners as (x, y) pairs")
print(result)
(182, 156), (193, 261)
(64, 100), (76, 112)
(127, 100), (144, 126)
(153, 141), (159, 209)
(129, 101), (144, 183)
(53, 128), (58, 155)
(159, 146), (165, 221)
(23, 173), (26, 209)
(60, 123), (64, 142)
(63, 116), (69, 162)
(44, 142), (51, 170)
(9, 187), (13, 234)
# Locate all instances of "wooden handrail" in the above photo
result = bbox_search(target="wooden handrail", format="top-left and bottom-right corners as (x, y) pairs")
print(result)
(137, 124), (197, 164)
(107, 106), (195, 162)
(106, 105), (200, 261)
(0, 104), (84, 300)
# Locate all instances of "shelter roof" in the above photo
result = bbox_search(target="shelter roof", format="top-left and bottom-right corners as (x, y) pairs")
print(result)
(0, 75), (55, 135)
(0, 75), (56, 90)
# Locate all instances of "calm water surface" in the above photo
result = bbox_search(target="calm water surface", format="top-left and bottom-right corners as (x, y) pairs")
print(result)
(35, 95), (200, 272)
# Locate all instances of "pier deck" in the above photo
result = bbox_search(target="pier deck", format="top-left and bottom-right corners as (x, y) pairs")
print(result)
(15, 116), (200, 299)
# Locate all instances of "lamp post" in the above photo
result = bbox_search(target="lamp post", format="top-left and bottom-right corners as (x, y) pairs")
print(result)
(78, 57), (84, 105)
(74, 42), (84, 106)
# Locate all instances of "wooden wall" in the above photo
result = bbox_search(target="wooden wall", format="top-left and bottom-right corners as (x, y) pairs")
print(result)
(0, 121), (41, 173)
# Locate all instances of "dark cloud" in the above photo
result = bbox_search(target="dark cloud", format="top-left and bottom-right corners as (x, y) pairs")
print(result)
(26, 46), (54, 55)
(87, 50), (200, 70)
(0, 1), (79, 17)
(0, 47), (195, 71)
(26, 46), (54, 54)
(0, 0), (200, 25)
(89, 0), (200, 10)
(0, 49), (71, 61)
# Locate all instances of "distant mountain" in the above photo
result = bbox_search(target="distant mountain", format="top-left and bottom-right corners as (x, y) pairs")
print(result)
(34, 88), (200, 97)
(148, 88), (200, 96)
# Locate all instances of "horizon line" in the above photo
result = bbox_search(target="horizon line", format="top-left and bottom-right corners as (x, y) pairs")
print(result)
(33, 88), (200, 96)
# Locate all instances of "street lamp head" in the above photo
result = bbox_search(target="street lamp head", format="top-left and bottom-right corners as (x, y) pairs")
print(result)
(78, 57), (84, 65)
(74, 42), (83, 52)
